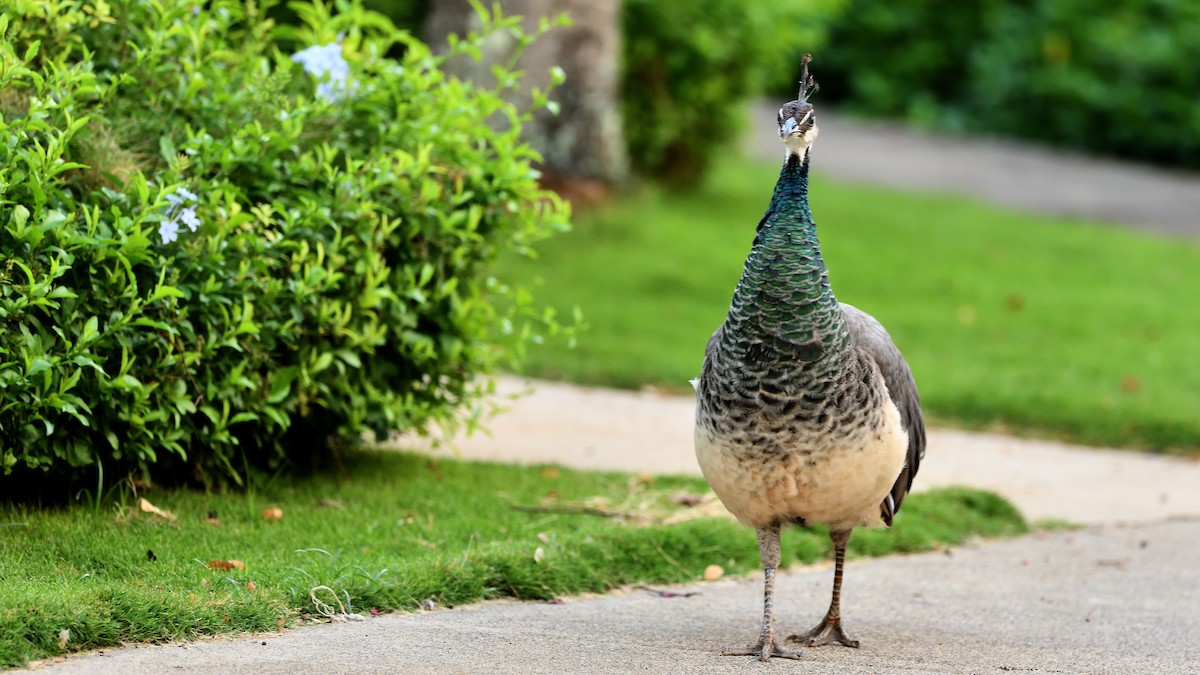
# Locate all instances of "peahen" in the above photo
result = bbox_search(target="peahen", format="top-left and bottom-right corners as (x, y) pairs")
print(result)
(693, 55), (925, 661)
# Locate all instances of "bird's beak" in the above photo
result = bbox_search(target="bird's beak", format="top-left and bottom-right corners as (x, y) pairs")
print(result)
(779, 110), (814, 139)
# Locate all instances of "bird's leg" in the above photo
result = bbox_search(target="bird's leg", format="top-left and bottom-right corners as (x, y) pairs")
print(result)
(722, 522), (802, 661)
(788, 528), (860, 648)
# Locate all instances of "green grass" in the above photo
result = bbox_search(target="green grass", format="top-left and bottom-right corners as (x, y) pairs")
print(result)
(0, 451), (1025, 668)
(499, 157), (1200, 453)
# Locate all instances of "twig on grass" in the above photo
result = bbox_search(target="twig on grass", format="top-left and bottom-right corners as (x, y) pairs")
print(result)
(309, 585), (366, 623)
(509, 504), (649, 523)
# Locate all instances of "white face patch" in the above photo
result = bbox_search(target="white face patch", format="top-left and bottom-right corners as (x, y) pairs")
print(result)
(782, 122), (819, 160)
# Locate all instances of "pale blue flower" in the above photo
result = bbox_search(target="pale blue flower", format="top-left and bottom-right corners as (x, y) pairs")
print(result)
(159, 186), (201, 244)
(292, 42), (352, 101)
(167, 187), (198, 204)
(159, 218), (179, 244)
(179, 206), (200, 232)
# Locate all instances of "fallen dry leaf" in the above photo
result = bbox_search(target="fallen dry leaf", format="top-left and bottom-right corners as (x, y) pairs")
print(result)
(533, 546), (546, 563)
(670, 493), (706, 507)
(247, 580), (257, 592)
(261, 507), (283, 521)
(206, 559), (246, 572)
(628, 474), (654, 492)
(138, 497), (177, 522)
(58, 629), (69, 649)
(537, 532), (550, 543)
(703, 564), (725, 581)
(539, 467), (560, 480)
(1120, 375), (1141, 393)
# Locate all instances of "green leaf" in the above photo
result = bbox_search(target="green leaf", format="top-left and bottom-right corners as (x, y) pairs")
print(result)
(268, 368), (298, 404)
(229, 412), (258, 425)
(26, 358), (52, 378)
(111, 374), (142, 391)
(47, 161), (88, 178)
(79, 316), (99, 345)
(11, 204), (30, 229)
(310, 351), (334, 374)
(148, 285), (185, 303)
(41, 210), (69, 228)
(159, 136), (177, 163)
(71, 355), (105, 374)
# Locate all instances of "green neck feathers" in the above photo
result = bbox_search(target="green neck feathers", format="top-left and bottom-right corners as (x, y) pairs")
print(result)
(722, 153), (846, 362)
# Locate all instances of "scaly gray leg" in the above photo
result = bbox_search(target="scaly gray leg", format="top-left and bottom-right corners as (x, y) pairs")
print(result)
(722, 522), (802, 661)
(788, 528), (860, 648)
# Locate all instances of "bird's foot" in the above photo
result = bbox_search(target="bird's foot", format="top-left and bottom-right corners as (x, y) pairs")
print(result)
(787, 615), (860, 648)
(722, 633), (802, 661)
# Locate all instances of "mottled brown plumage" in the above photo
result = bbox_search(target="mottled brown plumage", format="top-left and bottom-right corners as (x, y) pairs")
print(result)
(693, 56), (925, 661)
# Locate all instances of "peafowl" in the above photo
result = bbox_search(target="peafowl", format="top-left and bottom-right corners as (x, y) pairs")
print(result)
(693, 55), (925, 661)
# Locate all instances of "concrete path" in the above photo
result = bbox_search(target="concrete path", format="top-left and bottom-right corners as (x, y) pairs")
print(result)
(747, 102), (1200, 238)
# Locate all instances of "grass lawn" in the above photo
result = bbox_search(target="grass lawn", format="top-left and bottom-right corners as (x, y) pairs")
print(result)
(0, 451), (1025, 668)
(498, 156), (1200, 453)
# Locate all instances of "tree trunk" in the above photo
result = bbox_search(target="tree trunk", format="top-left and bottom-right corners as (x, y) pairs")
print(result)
(423, 0), (627, 191)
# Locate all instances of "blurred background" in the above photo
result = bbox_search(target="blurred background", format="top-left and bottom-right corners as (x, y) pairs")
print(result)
(369, 0), (1200, 186)
(379, 0), (1200, 455)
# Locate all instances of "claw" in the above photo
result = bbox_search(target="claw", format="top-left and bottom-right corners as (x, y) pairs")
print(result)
(787, 615), (860, 649)
(723, 637), (802, 661)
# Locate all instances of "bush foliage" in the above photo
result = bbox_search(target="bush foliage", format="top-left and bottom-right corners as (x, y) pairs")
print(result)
(0, 0), (570, 488)
(818, 0), (1200, 168)
(620, 0), (842, 186)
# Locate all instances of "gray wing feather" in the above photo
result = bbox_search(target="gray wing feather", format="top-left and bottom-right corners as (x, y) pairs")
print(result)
(840, 304), (925, 524)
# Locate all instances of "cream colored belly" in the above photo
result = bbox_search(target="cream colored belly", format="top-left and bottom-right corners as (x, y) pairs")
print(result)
(695, 402), (908, 531)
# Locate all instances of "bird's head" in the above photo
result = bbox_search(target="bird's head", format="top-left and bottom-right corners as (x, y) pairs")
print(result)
(778, 54), (819, 160)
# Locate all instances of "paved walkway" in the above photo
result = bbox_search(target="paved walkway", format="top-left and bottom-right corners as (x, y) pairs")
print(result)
(21, 109), (1200, 673)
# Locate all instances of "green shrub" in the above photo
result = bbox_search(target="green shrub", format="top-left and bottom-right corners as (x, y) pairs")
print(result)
(620, 0), (842, 186)
(819, 0), (1200, 167)
(0, 0), (570, 490)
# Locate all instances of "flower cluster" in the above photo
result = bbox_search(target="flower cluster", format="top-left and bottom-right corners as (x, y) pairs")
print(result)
(158, 187), (201, 244)
(291, 42), (351, 101)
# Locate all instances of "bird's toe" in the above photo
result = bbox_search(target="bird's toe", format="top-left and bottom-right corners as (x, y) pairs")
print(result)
(722, 637), (803, 661)
(787, 615), (860, 649)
